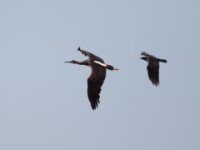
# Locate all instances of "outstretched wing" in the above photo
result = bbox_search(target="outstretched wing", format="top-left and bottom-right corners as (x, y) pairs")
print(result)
(141, 51), (155, 58)
(78, 47), (95, 57)
(147, 61), (159, 86)
(87, 63), (106, 110)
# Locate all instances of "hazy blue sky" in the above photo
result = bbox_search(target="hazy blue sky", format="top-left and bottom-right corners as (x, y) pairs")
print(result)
(0, 0), (200, 150)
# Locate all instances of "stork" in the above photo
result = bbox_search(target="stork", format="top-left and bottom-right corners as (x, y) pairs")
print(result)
(65, 47), (118, 110)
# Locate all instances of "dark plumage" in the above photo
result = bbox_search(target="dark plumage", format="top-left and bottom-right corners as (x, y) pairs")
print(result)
(140, 51), (167, 86)
(65, 47), (118, 110)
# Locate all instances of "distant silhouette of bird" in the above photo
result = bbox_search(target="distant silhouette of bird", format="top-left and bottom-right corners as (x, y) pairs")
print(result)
(140, 51), (167, 86)
(65, 47), (119, 110)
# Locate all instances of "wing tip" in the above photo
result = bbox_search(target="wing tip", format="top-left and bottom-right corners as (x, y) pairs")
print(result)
(90, 100), (99, 110)
(152, 82), (160, 86)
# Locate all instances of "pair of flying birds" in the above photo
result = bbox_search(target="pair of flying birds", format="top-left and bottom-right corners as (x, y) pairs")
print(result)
(65, 47), (167, 110)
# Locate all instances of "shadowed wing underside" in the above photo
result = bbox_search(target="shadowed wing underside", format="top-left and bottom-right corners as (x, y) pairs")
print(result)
(87, 58), (106, 110)
(147, 61), (159, 86)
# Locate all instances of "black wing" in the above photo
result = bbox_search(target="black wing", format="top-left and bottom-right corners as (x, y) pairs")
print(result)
(141, 51), (155, 58)
(147, 61), (159, 86)
(87, 63), (106, 110)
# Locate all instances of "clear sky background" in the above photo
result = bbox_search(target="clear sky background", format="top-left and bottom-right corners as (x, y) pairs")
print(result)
(0, 0), (199, 150)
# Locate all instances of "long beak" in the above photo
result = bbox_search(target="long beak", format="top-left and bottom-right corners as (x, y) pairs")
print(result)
(113, 68), (119, 70)
(140, 57), (146, 60)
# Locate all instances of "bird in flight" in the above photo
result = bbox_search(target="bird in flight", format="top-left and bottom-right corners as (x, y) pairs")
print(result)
(140, 51), (167, 86)
(65, 47), (119, 110)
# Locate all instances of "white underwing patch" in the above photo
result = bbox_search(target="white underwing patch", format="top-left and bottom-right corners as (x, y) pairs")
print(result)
(94, 60), (107, 67)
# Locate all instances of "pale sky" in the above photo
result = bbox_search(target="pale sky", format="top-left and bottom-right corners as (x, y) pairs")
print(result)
(0, 0), (199, 150)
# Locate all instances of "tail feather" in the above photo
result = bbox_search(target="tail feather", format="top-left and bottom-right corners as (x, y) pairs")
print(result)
(159, 59), (167, 63)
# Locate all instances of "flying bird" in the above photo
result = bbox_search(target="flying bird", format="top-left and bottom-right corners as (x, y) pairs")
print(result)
(140, 51), (167, 86)
(65, 47), (119, 110)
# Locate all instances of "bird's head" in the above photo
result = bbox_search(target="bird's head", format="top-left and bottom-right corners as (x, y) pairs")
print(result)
(140, 57), (148, 61)
(106, 65), (119, 71)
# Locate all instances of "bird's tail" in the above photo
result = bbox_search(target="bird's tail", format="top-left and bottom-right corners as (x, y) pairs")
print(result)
(159, 59), (167, 63)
